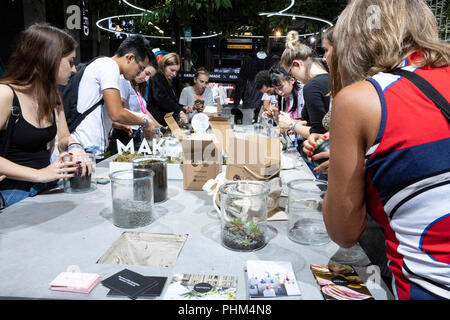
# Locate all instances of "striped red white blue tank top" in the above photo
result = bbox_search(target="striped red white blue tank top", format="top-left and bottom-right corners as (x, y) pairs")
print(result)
(365, 63), (450, 300)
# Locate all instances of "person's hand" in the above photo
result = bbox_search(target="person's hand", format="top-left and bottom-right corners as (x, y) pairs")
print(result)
(303, 133), (330, 174)
(69, 147), (94, 177)
(262, 105), (279, 122)
(278, 111), (293, 132)
(35, 152), (77, 183)
(313, 159), (330, 174)
(113, 122), (133, 137)
(0, 175), (6, 182)
(179, 111), (188, 124)
(183, 105), (194, 113)
(303, 133), (329, 161)
(303, 133), (322, 160)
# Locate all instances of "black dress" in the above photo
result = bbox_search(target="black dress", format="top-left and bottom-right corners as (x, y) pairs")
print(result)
(147, 71), (184, 127)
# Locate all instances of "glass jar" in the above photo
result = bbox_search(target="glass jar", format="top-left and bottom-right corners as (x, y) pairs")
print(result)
(109, 169), (154, 228)
(219, 181), (270, 252)
(63, 150), (97, 193)
(132, 156), (168, 203)
(287, 179), (330, 246)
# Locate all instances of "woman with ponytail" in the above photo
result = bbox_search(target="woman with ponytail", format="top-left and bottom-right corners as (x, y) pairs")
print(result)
(278, 30), (330, 143)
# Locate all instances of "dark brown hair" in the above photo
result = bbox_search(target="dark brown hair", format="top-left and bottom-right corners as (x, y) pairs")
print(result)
(0, 23), (77, 118)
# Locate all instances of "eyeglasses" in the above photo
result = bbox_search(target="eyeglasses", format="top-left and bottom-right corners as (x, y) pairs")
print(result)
(135, 60), (147, 74)
(131, 56), (146, 74)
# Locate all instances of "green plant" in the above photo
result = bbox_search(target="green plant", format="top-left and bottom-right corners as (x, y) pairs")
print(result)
(226, 217), (246, 236)
(246, 221), (263, 240)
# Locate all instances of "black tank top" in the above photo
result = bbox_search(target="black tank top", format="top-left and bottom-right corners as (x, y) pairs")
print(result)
(0, 87), (57, 170)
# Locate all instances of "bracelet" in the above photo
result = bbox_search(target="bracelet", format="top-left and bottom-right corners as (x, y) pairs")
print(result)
(293, 122), (299, 148)
(68, 142), (82, 147)
(68, 144), (83, 151)
(142, 117), (149, 128)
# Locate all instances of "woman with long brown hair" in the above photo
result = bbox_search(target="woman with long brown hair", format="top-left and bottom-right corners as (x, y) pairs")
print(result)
(323, 0), (450, 300)
(0, 23), (88, 208)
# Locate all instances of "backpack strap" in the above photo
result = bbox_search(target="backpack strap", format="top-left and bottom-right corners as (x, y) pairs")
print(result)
(390, 68), (450, 122)
(68, 98), (104, 133)
(1, 85), (22, 157)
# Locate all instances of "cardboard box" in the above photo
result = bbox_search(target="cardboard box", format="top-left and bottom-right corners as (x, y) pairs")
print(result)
(203, 106), (219, 117)
(209, 117), (281, 181)
(164, 113), (221, 190)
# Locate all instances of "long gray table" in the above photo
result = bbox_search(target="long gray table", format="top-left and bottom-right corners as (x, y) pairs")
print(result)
(0, 151), (394, 300)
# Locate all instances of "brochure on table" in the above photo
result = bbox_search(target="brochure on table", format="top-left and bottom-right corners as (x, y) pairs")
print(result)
(246, 260), (301, 299)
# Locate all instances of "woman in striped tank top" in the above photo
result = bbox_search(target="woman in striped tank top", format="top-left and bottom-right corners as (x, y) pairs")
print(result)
(323, 0), (450, 300)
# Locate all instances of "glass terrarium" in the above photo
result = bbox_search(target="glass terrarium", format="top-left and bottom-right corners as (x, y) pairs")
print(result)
(132, 156), (168, 203)
(219, 181), (270, 252)
(109, 169), (155, 229)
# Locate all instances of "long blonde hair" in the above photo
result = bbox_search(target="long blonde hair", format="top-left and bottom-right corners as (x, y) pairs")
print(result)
(281, 30), (324, 82)
(333, 0), (450, 89)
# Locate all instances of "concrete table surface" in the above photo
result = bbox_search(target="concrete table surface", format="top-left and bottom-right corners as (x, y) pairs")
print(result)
(0, 153), (394, 300)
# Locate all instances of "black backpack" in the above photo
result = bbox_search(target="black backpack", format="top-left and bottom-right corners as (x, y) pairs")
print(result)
(59, 56), (105, 133)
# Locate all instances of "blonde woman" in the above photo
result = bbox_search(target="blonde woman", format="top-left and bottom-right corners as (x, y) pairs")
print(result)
(148, 52), (188, 127)
(277, 31), (330, 140)
(323, 0), (450, 300)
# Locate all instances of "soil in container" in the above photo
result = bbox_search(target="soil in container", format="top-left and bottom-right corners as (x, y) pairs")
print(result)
(112, 199), (152, 228)
(133, 160), (168, 203)
(69, 167), (91, 190)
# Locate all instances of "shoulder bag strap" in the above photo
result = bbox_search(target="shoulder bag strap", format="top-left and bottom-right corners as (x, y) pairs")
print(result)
(1, 85), (22, 157)
(391, 68), (450, 122)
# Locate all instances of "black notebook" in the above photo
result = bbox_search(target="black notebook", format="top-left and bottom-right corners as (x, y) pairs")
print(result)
(101, 269), (159, 300)
(107, 276), (167, 298)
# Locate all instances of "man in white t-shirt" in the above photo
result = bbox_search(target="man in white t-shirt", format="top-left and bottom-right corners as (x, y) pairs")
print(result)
(71, 35), (158, 159)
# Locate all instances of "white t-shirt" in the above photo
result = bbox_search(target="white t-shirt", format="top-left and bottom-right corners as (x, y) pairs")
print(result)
(71, 57), (120, 155)
(261, 93), (278, 105)
(119, 76), (147, 130)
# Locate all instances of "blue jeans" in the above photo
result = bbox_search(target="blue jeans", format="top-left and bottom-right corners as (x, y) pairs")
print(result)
(0, 179), (58, 209)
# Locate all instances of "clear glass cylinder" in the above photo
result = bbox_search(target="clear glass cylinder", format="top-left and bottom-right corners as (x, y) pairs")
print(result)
(131, 156), (168, 203)
(219, 181), (270, 252)
(63, 150), (97, 193)
(287, 179), (330, 246)
(109, 169), (154, 228)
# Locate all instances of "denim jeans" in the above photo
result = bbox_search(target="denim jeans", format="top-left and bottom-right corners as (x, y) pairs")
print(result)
(0, 179), (58, 209)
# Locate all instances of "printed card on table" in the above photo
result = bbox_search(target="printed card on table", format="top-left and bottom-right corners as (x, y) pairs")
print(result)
(246, 260), (301, 299)
(310, 264), (374, 300)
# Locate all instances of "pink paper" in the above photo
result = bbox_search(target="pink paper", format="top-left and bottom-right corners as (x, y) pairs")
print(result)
(50, 272), (101, 294)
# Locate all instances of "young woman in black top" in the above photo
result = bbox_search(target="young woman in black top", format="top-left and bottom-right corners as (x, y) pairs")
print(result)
(278, 31), (330, 140)
(147, 53), (188, 127)
(0, 24), (89, 208)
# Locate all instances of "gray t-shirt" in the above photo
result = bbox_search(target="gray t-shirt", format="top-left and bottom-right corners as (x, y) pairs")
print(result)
(179, 86), (214, 107)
